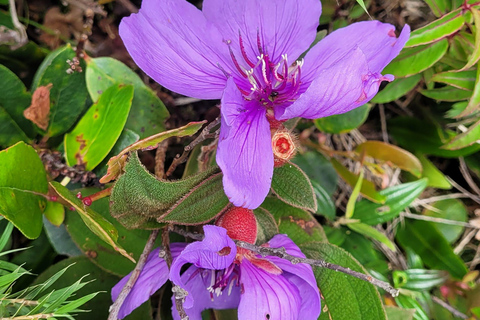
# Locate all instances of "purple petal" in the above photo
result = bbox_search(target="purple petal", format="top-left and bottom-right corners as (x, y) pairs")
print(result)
(119, 0), (230, 99)
(217, 78), (273, 209)
(172, 266), (241, 320)
(276, 47), (390, 120)
(111, 243), (187, 319)
(203, 0), (321, 64)
(238, 258), (302, 320)
(169, 226), (237, 309)
(302, 22), (410, 83)
(264, 235), (321, 320)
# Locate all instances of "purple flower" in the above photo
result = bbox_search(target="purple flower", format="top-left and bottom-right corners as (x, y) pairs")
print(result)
(169, 225), (320, 320)
(111, 226), (320, 319)
(120, 0), (410, 209)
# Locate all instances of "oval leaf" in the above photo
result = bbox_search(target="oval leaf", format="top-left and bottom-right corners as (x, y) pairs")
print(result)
(271, 162), (317, 211)
(64, 84), (134, 171)
(314, 104), (370, 134)
(371, 74), (421, 104)
(430, 70), (476, 90)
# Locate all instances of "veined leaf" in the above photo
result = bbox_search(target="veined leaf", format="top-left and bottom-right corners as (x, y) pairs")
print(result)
(430, 70), (476, 91)
(371, 75), (421, 104)
(442, 118), (480, 150)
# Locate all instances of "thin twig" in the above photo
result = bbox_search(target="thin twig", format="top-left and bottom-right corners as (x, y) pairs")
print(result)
(5, 0), (27, 49)
(402, 212), (480, 229)
(108, 230), (159, 320)
(170, 226), (399, 297)
(117, 0), (138, 13)
(0, 314), (55, 320)
(454, 229), (477, 255)
(155, 140), (170, 178)
(378, 104), (389, 143)
(164, 117), (220, 178)
(431, 296), (469, 319)
(459, 157), (480, 196)
(447, 177), (480, 205)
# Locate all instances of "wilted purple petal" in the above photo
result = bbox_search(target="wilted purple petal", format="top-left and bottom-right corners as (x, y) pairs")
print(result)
(302, 22), (411, 83)
(264, 235), (321, 320)
(172, 266), (241, 320)
(217, 79), (273, 209)
(237, 258), (302, 320)
(170, 226), (236, 309)
(112, 244), (187, 319)
(203, 0), (321, 64)
(276, 47), (389, 120)
(119, 0), (230, 99)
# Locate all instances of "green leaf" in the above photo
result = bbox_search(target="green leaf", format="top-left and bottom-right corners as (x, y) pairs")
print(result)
(0, 142), (48, 239)
(293, 151), (338, 195)
(385, 306), (415, 320)
(0, 65), (33, 147)
(85, 56), (169, 138)
(311, 180), (336, 220)
(356, 141), (423, 177)
(31, 45), (89, 137)
(100, 121), (206, 183)
(389, 117), (480, 157)
(383, 39), (449, 78)
(423, 0), (449, 16)
(430, 70), (476, 91)
(301, 242), (387, 320)
(261, 197), (327, 244)
(462, 8), (480, 70)
(65, 189), (162, 276)
(33, 257), (152, 320)
(396, 219), (468, 279)
(442, 119), (480, 150)
(406, 9), (466, 47)
(371, 75), (422, 104)
(50, 181), (134, 263)
(420, 85), (473, 101)
(416, 154), (452, 189)
(331, 158), (386, 203)
(393, 269), (449, 291)
(314, 104), (370, 134)
(345, 170), (364, 219)
(43, 201), (65, 226)
(423, 199), (468, 244)
(43, 218), (82, 257)
(352, 179), (427, 225)
(347, 222), (396, 251)
(64, 84), (134, 171)
(394, 295), (429, 320)
(271, 162), (317, 211)
(110, 152), (218, 229)
(456, 64), (480, 117)
(254, 207), (279, 245)
(160, 173), (229, 225)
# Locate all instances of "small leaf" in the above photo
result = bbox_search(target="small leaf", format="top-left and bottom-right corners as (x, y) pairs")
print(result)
(345, 170), (363, 219)
(383, 39), (449, 78)
(261, 197), (327, 245)
(371, 75), (422, 104)
(254, 207), (279, 245)
(442, 118), (480, 150)
(406, 9), (466, 47)
(352, 179), (428, 225)
(423, 0), (449, 17)
(396, 219), (468, 279)
(314, 104), (370, 134)
(110, 152), (218, 229)
(0, 64), (32, 147)
(420, 85), (473, 101)
(423, 199), (468, 244)
(416, 153), (451, 189)
(394, 295), (429, 320)
(100, 121), (206, 183)
(50, 181), (134, 263)
(462, 8), (480, 70)
(0, 142), (48, 239)
(64, 84), (134, 171)
(271, 162), (317, 212)
(23, 84), (53, 131)
(32, 45), (89, 137)
(456, 64), (480, 117)
(160, 173), (229, 225)
(347, 222), (396, 251)
(85, 56), (169, 138)
(356, 140), (423, 177)
(43, 201), (65, 226)
(331, 158), (386, 203)
(301, 242), (387, 320)
(311, 180), (336, 220)
(430, 70), (476, 91)
(393, 269), (449, 291)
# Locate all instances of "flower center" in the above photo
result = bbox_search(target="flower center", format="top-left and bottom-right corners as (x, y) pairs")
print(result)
(226, 32), (303, 106)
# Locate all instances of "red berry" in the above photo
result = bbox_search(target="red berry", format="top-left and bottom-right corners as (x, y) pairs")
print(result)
(217, 207), (257, 244)
(82, 196), (92, 206)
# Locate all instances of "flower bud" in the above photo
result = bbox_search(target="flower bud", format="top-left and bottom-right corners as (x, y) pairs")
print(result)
(271, 129), (297, 167)
(216, 206), (257, 244)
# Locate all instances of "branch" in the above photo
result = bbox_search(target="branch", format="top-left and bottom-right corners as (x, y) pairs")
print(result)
(164, 117), (220, 178)
(171, 226), (399, 297)
(108, 230), (159, 320)
(431, 296), (469, 319)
